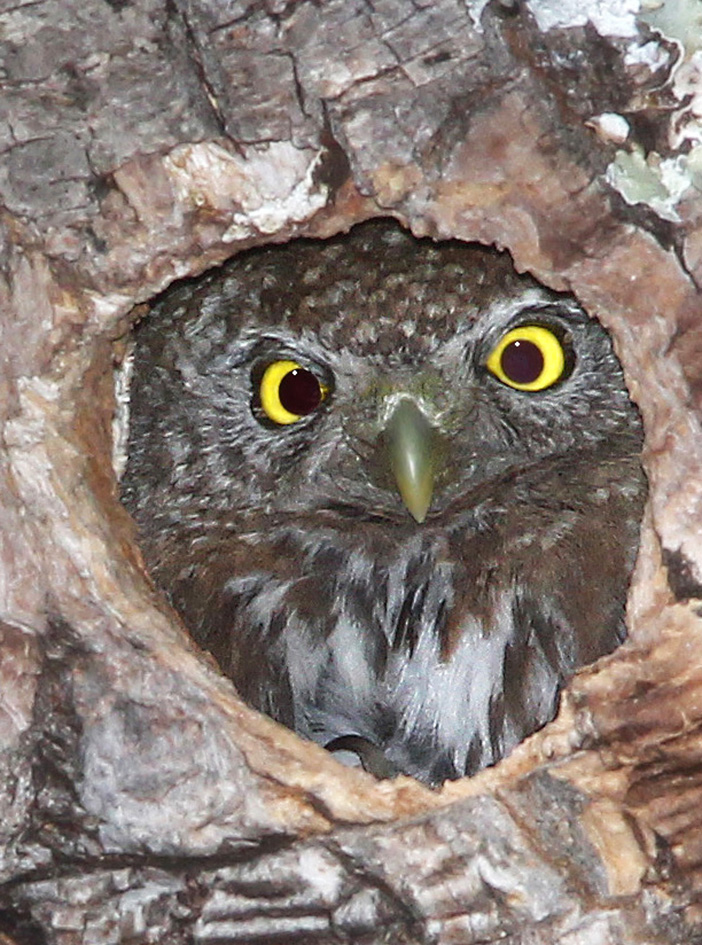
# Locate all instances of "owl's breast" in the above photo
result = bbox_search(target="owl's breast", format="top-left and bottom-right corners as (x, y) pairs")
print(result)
(135, 430), (643, 786)
(214, 513), (550, 783)
(265, 449), (641, 782)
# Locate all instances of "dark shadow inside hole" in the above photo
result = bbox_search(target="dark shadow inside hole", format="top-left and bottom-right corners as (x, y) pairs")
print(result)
(117, 218), (647, 788)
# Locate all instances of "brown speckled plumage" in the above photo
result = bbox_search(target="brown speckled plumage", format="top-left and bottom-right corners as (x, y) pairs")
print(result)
(121, 220), (646, 786)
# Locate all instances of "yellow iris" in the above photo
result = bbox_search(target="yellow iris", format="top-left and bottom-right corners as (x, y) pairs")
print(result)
(259, 359), (326, 425)
(486, 325), (566, 392)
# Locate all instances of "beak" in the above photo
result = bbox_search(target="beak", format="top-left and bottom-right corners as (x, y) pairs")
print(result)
(384, 398), (437, 523)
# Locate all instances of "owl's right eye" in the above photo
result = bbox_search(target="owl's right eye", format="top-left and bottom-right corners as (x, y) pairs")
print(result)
(258, 359), (327, 425)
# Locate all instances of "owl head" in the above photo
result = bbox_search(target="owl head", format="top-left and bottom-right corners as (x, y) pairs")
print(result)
(123, 220), (640, 537)
(122, 221), (645, 784)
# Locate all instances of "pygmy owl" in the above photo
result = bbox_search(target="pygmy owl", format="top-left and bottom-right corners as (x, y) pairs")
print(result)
(121, 220), (646, 786)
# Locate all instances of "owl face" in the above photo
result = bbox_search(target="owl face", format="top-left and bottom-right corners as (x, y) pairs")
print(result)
(122, 221), (645, 785)
(125, 223), (637, 532)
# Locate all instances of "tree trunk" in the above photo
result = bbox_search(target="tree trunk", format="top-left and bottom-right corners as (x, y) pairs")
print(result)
(1, 1), (701, 942)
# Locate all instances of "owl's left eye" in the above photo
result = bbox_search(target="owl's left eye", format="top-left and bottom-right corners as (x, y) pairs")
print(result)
(485, 324), (569, 392)
(258, 359), (327, 425)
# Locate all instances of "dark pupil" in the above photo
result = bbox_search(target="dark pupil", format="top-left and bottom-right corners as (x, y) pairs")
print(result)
(500, 339), (544, 385)
(279, 368), (322, 415)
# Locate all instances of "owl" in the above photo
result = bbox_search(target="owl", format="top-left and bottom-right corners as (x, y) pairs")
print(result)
(121, 220), (646, 787)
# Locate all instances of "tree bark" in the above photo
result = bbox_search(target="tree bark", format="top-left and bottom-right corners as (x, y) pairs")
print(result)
(1, 0), (702, 942)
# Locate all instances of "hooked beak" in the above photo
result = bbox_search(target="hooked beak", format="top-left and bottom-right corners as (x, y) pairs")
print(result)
(384, 398), (438, 523)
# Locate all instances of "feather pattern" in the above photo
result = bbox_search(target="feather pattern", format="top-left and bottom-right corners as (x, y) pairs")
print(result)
(121, 220), (646, 786)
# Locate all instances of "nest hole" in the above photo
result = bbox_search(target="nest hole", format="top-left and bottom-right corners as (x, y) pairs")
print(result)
(109, 218), (649, 790)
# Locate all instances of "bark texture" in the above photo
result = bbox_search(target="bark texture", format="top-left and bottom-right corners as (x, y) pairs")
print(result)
(1, 0), (702, 942)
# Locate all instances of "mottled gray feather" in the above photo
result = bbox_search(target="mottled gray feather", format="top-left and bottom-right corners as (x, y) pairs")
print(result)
(121, 221), (646, 786)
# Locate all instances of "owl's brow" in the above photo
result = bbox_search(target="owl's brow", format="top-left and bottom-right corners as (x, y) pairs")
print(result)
(244, 333), (328, 366)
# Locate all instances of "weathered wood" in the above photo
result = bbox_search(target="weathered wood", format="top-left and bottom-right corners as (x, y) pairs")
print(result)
(1, 0), (702, 941)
